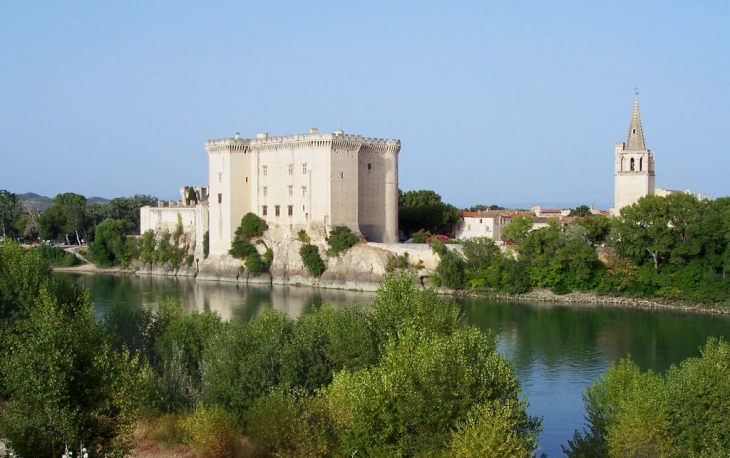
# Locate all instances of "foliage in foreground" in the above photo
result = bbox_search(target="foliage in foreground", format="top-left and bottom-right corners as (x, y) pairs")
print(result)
(564, 337), (730, 458)
(0, 242), (145, 457)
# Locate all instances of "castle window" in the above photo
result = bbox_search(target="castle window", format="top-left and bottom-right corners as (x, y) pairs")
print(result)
(479, 219), (483, 224)
(262, 205), (267, 216)
(262, 166), (268, 176)
(275, 205), (280, 217)
(288, 205), (293, 216)
(302, 186), (307, 197)
(288, 185), (293, 197)
(368, 163), (371, 170)
(218, 194), (222, 204)
(263, 186), (267, 197)
(302, 163), (307, 174)
(633, 128), (636, 134)
(630, 158), (635, 171)
(288, 164), (294, 175)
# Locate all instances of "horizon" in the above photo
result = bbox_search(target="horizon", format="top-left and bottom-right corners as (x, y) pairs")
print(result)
(2, 2), (728, 210)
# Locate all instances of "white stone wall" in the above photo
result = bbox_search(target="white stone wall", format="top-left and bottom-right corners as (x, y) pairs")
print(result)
(205, 130), (400, 257)
(139, 204), (209, 260)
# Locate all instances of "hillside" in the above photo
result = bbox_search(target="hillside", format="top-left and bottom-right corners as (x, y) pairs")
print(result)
(18, 192), (109, 211)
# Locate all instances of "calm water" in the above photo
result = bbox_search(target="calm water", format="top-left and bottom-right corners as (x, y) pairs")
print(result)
(59, 273), (730, 457)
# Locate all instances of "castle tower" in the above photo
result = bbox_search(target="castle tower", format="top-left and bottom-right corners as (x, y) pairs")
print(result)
(613, 95), (655, 215)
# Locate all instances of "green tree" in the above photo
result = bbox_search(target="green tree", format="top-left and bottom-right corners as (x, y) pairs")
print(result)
(502, 215), (534, 244)
(569, 204), (592, 217)
(612, 195), (676, 270)
(300, 244), (325, 277)
(575, 215), (612, 246)
(0, 190), (22, 240)
(0, 279), (145, 457)
(89, 218), (134, 267)
(398, 189), (460, 237)
(52, 192), (89, 246)
(326, 225), (359, 256)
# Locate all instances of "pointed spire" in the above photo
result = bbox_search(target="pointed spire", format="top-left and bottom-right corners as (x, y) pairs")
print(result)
(626, 95), (646, 151)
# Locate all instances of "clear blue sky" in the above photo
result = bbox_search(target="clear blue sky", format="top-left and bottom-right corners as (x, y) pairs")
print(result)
(2, 1), (728, 209)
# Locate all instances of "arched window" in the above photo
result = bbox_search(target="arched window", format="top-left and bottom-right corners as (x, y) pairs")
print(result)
(639, 157), (643, 171)
(620, 156), (625, 171)
(630, 158), (635, 171)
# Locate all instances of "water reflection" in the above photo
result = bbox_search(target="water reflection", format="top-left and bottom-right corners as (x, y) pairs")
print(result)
(57, 273), (730, 457)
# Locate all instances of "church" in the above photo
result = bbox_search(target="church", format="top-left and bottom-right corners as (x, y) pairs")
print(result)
(611, 95), (689, 216)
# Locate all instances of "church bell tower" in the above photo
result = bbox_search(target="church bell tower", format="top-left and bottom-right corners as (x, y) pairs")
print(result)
(613, 95), (655, 215)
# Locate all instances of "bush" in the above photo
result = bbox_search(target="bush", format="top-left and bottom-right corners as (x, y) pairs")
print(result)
(297, 229), (310, 243)
(34, 244), (80, 267)
(245, 252), (265, 276)
(181, 405), (241, 458)
(411, 229), (431, 243)
(229, 238), (257, 260)
(326, 226), (359, 257)
(203, 230), (209, 259)
(435, 248), (466, 289)
(300, 244), (325, 277)
(238, 212), (268, 239)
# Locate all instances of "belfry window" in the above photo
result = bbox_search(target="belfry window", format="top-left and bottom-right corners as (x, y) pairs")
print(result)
(630, 158), (635, 171)
(639, 157), (643, 171)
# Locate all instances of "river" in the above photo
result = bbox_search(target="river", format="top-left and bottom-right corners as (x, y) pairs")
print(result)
(58, 273), (730, 457)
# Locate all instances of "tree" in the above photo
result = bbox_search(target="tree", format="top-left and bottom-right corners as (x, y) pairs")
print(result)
(575, 215), (611, 246)
(0, 271), (145, 457)
(569, 205), (592, 217)
(0, 190), (22, 240)
(89, 218), (135, 267)
(398, 189), (460, 237)
(326, 225), (359, 256)
(300, 244), (325, 277)
(501, 215), (533, 244)
(105, 195), (158, 234)
(466, 204), (506, 212)
(52, 193), (88, 245)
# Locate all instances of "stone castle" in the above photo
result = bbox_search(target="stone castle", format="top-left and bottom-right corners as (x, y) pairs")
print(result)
(141, 128), (401, 260)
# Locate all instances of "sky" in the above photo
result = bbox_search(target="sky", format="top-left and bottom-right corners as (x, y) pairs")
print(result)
(1, 1), (728, 210)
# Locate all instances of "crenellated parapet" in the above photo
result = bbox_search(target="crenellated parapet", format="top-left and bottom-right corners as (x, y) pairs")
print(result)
(205, 129), (400, 155)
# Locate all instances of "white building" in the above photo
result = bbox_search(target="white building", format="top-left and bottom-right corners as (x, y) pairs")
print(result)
(205, 128), (401, 257)
(454, 211), (515, 241)
(612, 95), (656, 215)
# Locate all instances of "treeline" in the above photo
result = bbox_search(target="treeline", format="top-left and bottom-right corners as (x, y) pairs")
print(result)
(425, 194), (730, 304)
(0, 189), (156, 246)
(0, 241), (540, 457)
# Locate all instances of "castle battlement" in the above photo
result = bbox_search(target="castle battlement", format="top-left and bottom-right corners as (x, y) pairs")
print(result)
(205, 129), (400, 154)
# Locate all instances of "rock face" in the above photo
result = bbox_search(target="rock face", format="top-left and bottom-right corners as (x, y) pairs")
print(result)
(137, 223), (447, 291)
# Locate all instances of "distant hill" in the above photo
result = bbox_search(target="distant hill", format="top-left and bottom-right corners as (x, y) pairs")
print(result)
(18, 193), (110, 212)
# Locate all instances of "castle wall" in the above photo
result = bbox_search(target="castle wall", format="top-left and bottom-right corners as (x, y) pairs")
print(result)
(205, 130), (400, 256)
(139, 204), (209, 260)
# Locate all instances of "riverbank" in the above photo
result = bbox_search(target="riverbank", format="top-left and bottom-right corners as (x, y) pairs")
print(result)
(52, 260), (730, 316)
(459, 288), (730, 315)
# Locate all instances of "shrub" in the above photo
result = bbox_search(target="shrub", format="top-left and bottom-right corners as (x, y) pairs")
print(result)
(245, 252), (265, 276)
(326, 226), (359, 257)
(435, 248), (466, 289)
(229, 238), (257, 260)
(412, 229), (431, 243)
(181, 405), (240, 458)
(203, 231), (209, 259)
(386, 252), (410, 272)
(300, 244), (325, 277)
(34, 244), (80, 267)
(238, 212), (268, 239)
(297, 229), (310, 243)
